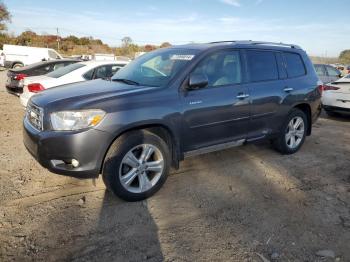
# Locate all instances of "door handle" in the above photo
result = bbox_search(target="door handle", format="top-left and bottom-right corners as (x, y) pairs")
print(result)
(284, 87), (294, 92)
(236, 93), (250, 99)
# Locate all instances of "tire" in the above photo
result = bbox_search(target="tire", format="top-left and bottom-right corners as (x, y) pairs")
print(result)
(102, 130), (171, 201)
(272, 108), (307, 155)
(12, 63), (23, 69)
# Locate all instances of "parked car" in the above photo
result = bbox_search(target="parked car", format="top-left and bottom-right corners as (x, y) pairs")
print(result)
(23, 41), (322, 201)
(20, 60), (128, 107)
(346, 65), (350, 75)
(0, 50), (5, 67)
(322, 74), (350, 116)
(2, 44), (63, 69)
(6, 59), (81, 96)
(314, 64), (342, 84)
(92, 53), (115, 61)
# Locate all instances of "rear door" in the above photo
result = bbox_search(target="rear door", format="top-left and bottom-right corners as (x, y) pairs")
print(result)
(181, 50), (251, 151)
(244, 49), (287, 138)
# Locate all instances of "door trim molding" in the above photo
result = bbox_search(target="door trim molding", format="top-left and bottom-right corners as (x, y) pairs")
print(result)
(184, 139), (245, 158)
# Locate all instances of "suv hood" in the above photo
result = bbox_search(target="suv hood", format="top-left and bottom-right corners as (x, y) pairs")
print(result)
(30, 79), (155, 110)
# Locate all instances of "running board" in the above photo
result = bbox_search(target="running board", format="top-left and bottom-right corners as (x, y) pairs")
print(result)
(184, 139), (245, 158)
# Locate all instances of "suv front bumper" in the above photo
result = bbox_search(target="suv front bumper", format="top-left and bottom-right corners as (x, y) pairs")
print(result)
(23, 117), (114, 179)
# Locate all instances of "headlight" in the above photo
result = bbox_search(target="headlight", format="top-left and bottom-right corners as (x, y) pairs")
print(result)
(50, 109), (106, 131)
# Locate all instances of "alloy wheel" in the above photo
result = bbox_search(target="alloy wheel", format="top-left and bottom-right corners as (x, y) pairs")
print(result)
(119, 144), (164, 194)
(285, 116), (305, 149)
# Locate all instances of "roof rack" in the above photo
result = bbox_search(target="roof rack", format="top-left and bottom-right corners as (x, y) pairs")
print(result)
(208, 40), (301, 50)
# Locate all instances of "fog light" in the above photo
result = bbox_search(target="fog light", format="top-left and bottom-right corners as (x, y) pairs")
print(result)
(71, 159), (79, 168)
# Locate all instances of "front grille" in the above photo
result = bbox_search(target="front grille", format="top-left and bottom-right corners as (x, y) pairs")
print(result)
(26, 103), (44, 131)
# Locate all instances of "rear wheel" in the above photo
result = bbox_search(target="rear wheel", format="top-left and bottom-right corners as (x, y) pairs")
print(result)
(12, 63), (23, 69)
(102, 130), (170, 201)
(273, 109), (307, 154)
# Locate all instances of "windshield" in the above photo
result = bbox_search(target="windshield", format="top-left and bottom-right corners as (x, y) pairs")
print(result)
(46, 63), (85, 78)
(112, 48), (199, 87)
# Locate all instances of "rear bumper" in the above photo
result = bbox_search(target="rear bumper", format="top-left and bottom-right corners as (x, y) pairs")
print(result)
(5, 75), (23, 95)
(6, 86), (23, 96)
(322, 92), (350, 109)
(23, 117), (114, 179)
(323, 105), (350, 113)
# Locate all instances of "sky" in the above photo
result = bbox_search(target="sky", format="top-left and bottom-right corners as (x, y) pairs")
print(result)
(4, 0), (350, 57)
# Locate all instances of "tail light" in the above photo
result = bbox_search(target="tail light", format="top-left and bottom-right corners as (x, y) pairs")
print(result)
(323, 84), (340, 91)
(14, 73), (27, 80)
(27, 83), (45, 93)
(317, 83), (324, 95)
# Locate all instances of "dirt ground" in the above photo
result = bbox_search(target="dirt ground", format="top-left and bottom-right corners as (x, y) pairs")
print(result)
(0, 70), (349, 262)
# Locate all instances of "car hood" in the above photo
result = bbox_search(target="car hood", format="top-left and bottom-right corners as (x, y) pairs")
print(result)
(30, 79), (156, 110)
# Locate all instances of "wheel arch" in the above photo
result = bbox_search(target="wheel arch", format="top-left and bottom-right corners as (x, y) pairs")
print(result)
(100, 123), (180, 174)
(292, 103), (312, 136)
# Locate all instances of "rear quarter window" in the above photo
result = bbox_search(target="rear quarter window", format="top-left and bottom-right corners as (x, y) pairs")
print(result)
(284, 52), (306, 78)
(246, 50), (278, 82)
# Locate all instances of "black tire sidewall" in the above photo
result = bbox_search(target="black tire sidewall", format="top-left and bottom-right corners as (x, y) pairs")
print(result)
(103, 131), (170, 201)
(280, 109), (307, 154)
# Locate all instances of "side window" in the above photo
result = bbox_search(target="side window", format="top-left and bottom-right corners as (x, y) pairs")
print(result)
(276, 52), (287, 79)
(246, 50), (278, 82)
(83, 69), (95, 80)
(284, 52), (306, 78)
(111, 65), (124, 75)
(33, 64), (51, 75)
(326, 66), (340, 77)
(53, 63), (65, 71)
(94, 65), (112, 79)
(192, 50), (242, 87)
(314, 65), (325, 76)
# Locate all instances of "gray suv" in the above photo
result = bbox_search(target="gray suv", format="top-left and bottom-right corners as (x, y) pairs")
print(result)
(23, 41), (322, 201)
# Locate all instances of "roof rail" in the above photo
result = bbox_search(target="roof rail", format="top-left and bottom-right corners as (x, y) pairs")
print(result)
(209, 40), (302, 49)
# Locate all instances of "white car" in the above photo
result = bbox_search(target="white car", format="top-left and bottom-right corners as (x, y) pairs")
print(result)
(20, 60), (129, 107)
(322, 74), (350, 116)
(3, 44), (63, 68)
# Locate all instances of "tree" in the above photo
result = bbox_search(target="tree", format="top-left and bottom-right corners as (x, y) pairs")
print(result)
(144, 44), (156, 52)
(121, 36), (132, 47)
(339, 50), (350, 64)
(0, 2), (10, 31)
(160, 42), (171, 48)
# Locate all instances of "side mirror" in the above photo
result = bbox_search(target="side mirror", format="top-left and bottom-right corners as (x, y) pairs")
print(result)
(188, 73), (208, 90)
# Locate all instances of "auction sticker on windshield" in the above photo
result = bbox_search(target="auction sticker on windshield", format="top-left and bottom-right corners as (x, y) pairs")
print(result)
(170, 54), (195, 61)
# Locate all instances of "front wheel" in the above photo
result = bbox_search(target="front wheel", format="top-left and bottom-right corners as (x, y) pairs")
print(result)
(102, 130), (170, 201)
(272, 109), (307, 154)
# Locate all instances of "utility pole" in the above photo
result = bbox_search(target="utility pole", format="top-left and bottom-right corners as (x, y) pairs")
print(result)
(56, 27), (60, 50)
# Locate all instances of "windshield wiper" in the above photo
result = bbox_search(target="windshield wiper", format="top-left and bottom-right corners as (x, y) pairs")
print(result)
(112, 78), (140, 86)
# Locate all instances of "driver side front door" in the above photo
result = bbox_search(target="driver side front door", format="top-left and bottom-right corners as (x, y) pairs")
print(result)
(181, 50), (251, 152)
